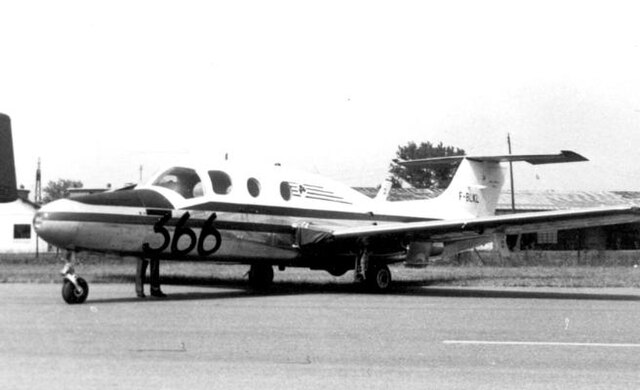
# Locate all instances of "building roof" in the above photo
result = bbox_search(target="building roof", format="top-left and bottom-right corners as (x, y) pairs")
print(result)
(498, 190), (640, 210)
(353, 187), (640, 211)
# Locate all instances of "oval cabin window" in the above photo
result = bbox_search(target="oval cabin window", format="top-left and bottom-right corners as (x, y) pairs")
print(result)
(280, 181), (291, 201)
(208, 171), (233, 195)
(247, 178), (261, 198)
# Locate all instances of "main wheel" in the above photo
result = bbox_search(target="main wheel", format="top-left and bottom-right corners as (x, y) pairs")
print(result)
(248, 264), (274, 289)
(61, 278), (89, 304)
(365, 264), (392, 292)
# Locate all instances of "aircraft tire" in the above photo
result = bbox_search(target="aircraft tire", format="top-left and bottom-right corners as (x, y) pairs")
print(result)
(61, 278), (89, 304)
(248, 264), (274, 289)
(365, 264), (392, 292)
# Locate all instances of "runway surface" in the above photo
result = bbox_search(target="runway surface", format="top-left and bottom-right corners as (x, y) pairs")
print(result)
(1, 283), (639, 389)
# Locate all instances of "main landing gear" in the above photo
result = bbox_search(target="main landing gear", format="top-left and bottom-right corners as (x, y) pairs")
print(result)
(354, 248), (392, 292)
(364, 264), (392, 291)
(60, 252), (89, 304)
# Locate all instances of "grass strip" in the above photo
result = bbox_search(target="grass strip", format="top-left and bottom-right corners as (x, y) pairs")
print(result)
(1, 253), (638, 287)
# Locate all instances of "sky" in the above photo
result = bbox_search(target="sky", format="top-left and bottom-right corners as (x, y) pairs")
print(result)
(1, 0), (639, 197)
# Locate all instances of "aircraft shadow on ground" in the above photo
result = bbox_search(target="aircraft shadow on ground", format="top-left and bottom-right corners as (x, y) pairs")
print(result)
(87, 275), (640, 304)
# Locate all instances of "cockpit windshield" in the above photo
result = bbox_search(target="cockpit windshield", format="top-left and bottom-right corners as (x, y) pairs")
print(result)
(152, 167), (203, 199)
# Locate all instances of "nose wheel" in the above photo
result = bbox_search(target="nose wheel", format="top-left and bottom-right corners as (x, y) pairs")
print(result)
(62, 277), (89, 304)
(60, 258), (89, 304)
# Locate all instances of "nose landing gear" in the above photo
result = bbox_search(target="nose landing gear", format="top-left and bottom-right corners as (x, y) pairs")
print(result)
(60, 254), (89, 304)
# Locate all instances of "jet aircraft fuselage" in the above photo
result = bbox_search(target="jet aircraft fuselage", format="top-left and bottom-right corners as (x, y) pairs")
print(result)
(34, 162), (426, 273)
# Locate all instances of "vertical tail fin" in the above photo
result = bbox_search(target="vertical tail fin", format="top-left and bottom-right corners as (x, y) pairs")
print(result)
(0, 113), (18, 203)
(437, 158), (505, 218)
(396, 151), (587, 219)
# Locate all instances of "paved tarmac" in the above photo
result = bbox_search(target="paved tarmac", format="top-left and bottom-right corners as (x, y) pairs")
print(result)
(1, 283), (639, 389)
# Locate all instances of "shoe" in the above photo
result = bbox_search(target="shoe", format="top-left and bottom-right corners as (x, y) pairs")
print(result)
(150, 290), (167, 298)
(136, 292), (146, 298)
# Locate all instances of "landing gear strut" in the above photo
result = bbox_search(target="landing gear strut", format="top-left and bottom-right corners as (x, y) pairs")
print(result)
(248, 264), (274, 289)
(60, 252), (89, 304)
(354, 247), (392, 292)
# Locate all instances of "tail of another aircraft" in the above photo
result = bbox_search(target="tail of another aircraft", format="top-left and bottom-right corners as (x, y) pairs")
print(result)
(374, 177), (393, 202)
(395, 151), (587, 219)
(0, 113), (18, 203)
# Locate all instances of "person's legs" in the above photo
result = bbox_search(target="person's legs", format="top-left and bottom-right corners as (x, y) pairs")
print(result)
(135, 258), (148, 298)
(149, 258), (166, 298)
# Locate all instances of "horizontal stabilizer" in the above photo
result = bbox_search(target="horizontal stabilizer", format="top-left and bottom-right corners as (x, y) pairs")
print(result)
(395, 150), (587, 168)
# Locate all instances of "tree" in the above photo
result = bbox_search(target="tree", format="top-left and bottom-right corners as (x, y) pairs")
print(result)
(390, 141), (465, 189)
(43, 179), (83, 204)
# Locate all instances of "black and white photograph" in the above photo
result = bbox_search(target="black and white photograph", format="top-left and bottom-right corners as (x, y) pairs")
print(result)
(1, 1), (639, 389)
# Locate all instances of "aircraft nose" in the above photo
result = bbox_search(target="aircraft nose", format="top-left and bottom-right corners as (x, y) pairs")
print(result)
(33, 199), (80, 249)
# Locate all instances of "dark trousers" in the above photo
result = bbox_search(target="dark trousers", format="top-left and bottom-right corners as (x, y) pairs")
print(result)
(135, 258), (161, 294)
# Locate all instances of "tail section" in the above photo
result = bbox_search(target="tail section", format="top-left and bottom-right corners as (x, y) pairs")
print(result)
(0, 113), (18, 203)
(395, 151), (587, 219)
(437, 158), (505, 218)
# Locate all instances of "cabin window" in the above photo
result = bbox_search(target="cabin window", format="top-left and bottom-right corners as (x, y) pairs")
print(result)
(209, 171), (233, 195)
(153, 167), (203, 199)
(14, 224), (31, 239)
(280, 181), (291, 201)
(247, 178), (261, 198)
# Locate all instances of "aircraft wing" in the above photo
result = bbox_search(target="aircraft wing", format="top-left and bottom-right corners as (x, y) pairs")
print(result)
(299, 206), (640, 246)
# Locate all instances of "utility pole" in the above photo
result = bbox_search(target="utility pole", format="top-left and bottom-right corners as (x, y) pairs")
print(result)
(35, 158), (42, 204)
(35, 158), (42, 257)
(507, 134), (515, 213)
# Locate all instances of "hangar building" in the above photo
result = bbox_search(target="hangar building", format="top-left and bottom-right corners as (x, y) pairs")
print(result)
(0, 189), (47, 253)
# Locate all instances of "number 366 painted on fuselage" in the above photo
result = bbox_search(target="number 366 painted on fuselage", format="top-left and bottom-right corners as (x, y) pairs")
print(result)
(143, 210), (222, 257)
